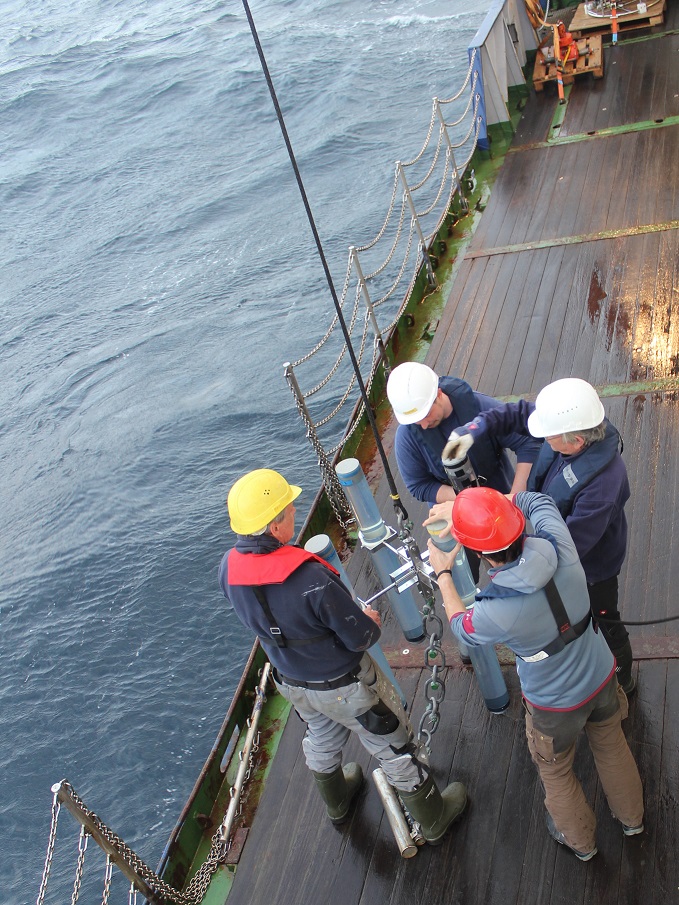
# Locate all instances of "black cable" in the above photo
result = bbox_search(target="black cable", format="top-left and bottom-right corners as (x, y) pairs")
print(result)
(596, 614), (679, 626)
(241, 0), (409, 522)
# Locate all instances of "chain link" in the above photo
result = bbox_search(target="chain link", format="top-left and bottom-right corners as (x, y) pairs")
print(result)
(101, 856), (113, 905)
(417, 596), (448, 754)
(70, 826), (89, 905)
(57, 784), (191, 905)
(39, 666), (275, 905)
(36, 787), (61, 905)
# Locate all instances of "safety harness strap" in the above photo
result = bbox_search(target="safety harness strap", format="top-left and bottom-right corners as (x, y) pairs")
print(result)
(518, 579), (591, 663)
(251, 585), (333, 649)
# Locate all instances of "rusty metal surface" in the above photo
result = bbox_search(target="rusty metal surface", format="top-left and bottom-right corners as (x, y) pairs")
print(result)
(223, 829), (249, 866)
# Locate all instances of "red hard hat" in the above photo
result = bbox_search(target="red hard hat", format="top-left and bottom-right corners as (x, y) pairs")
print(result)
(452, 487), (525, 554)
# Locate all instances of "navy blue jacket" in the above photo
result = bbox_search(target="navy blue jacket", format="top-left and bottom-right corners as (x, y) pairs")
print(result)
(219, 534), (380, 681)
(469, 400), (629, 583)
(394, 377), (541, 504)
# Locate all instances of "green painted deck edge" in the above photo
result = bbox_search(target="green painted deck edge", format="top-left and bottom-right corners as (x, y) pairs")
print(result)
(195, 693), (293, 905)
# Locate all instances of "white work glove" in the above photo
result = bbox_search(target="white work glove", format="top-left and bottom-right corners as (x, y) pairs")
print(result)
(442, 430), (474, 464)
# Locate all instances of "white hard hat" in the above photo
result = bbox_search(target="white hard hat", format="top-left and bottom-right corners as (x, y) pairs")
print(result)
(527, 378), (605, 437)
(387, 362), (439, 425)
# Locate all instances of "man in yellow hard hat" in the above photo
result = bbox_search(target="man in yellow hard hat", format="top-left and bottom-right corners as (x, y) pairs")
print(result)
(218, 468), (467, 842)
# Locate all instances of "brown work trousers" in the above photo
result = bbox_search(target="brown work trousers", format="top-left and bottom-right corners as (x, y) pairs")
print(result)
(525, 675), (644, 853)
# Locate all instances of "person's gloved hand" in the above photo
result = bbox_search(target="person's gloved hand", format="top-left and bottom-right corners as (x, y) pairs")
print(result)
(442, 416), (485, 463)
(442, 431), (473, 463)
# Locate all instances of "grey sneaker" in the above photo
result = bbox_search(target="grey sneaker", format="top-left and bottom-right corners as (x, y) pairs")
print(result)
(546, 813), (597, 861)
(622, 822), (644, 836)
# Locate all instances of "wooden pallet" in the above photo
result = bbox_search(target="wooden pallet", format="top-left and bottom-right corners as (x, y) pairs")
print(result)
(533, 35), (604, 92)
(569, 0), (665, 37)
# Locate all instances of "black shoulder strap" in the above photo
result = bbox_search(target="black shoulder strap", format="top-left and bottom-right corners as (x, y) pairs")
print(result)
(251, 585), (334, 650)
(538, 579), (591, 658)
(253, 585), (287, 648)
(543, 579), (577, 644)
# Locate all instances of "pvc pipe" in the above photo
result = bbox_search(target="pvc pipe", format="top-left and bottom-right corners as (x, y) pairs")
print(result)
(336, 459), (425, 642)
(452, 549), (509, 714)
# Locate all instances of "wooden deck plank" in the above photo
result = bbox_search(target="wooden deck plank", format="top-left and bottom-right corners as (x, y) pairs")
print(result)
(591, 135), (634, 236)
(560, 49), (609, 135)
(462, 253), (522, 394)
(468, 152), (537, 252)
(618, 393), (660, 631)
(539, 129), (600, 243)
(618, 659), (664, 904)
(655, 659), (679, 901)
(513, 91), (559, 147)
(433, 255), (505, 387)
(427, 257), (485, 369)
(511, 245), (568, 393)
(584, 132), (638, 235)
(492, 246), (552, 395)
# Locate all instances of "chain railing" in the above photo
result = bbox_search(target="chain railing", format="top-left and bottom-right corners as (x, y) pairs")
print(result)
(285, 48), (483, 511)
(35, 668), (274, 905)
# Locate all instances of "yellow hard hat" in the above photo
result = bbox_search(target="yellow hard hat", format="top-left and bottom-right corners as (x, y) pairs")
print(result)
(227, 469), (302, 535)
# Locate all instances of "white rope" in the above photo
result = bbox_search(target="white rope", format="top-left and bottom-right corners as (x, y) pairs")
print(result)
(362, 195), (408, 281)
(401, 106), (438, 168)
(437, 48), (477, 104)
(285, 41), (482, 455)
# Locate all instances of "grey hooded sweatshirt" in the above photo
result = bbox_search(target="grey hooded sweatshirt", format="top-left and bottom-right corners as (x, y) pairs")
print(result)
(450, 492), (615, 710)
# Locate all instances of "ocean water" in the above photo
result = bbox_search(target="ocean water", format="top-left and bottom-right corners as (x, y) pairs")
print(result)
(0, 0), (485, 900)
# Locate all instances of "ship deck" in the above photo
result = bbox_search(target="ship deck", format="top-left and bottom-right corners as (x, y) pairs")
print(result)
(224, 8), (679, 904)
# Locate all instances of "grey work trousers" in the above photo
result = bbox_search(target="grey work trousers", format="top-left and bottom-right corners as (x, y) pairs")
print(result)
(274, 653), (426, 792)
(525, 675), (644, 852)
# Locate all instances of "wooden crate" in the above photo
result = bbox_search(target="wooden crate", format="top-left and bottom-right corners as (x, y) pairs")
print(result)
(533, 35), (604, 92)
(569, 0), (665, 37)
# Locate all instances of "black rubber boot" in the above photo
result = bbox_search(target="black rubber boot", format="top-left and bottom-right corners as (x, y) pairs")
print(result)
(311, 763), (363, 825)
(399, 774), (467, 845)
(613, 639), (636, 695)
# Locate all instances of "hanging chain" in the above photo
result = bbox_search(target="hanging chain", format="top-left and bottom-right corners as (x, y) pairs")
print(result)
(396, 519), (447, 754)
(418, 599), (447, 753)
(182, 829), (230, 903)
(101, 856), (113, 905)
(70, 826), (89, 905)
(55, 783), (194, 905)
(40, 663), (272, 905)
(36, 787), (61, 905)
(128, 883), (138, 905)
